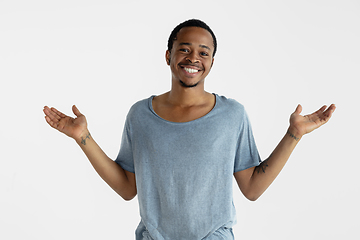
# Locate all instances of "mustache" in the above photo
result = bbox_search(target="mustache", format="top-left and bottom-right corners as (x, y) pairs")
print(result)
(179, 63), (203, 70)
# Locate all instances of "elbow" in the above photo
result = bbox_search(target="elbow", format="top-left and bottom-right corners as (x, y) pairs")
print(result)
(244, 191), (262, 202)
(115, 187), (137, 201)
(246, 195), (260, 202)
(120, 191), (137, 201)
(122, 195), (136, 201)
(241, 184), (266, 201)
(120, 189), (137, 201)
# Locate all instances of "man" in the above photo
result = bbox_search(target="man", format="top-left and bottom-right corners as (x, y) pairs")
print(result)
(43, 19), (335, 239)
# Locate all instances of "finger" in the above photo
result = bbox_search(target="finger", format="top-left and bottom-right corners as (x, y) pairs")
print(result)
(322, 104), (336, 119)
(43, 106), (61, 122)
(72, 105), (83, 117)
(327, 104), (336, 113)
(294, 104), (302, 115)
(315, 105), (327, 115)
(51, 107), (67, 119)
(44, 115), (60, 129)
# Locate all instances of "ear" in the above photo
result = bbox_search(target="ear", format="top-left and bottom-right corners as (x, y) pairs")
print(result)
(211, 57), (214, 68)
(165, 50), (171, 65)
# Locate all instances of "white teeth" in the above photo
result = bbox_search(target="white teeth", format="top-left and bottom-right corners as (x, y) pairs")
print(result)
(184, 67), (199, 73)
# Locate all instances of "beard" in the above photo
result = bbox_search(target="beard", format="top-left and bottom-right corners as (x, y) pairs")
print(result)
(179, 79), (200, 88)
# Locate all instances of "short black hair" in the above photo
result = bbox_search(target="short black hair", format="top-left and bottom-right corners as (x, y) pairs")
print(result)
(167, 19), (217, 57)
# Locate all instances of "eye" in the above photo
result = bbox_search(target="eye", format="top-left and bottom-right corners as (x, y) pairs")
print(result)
(179, 48), (189, 53)
(200, 52), (209, 57)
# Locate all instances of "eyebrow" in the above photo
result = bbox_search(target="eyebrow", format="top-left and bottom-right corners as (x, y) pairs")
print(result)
(179, 42), (211, 51)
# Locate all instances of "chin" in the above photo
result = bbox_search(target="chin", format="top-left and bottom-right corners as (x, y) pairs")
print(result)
(179, 80), (200, 88)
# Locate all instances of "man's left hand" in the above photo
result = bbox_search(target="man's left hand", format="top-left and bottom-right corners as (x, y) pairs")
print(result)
(289, 104), (336, 137)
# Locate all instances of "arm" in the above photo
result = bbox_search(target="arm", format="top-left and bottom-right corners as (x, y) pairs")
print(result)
(234, 104), (336, 201)
(43, 105), (136, 201)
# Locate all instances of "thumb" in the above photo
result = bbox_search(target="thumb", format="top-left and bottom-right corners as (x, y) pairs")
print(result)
(72, 105), (83, 117)
(294, 104), (302, 115)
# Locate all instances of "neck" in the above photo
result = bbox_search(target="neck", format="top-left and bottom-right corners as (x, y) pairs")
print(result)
(167, 81), (209, 107)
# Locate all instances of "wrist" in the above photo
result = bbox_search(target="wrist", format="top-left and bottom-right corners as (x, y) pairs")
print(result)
(75, 130), (91, 146)
(287, 127), (302, 141)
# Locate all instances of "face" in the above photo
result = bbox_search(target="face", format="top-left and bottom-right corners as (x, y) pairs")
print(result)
(166, 27), (215, 88)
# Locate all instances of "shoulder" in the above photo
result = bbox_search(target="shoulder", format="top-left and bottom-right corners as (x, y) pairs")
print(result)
(215, 94), (246, 117)
(125, 96), (153, 123)
(128, 96), (152, 113)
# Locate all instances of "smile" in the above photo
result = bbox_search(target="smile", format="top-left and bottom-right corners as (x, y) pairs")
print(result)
(183, 67), (200, 74)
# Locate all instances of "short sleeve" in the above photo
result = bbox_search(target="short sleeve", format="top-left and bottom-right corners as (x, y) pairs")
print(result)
(115, 117), (135, 173)
(233, 109), (261, 172)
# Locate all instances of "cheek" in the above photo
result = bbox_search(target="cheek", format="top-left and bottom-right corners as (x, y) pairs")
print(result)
(204, 61), (213, 72)
(170, 61), (178, 74)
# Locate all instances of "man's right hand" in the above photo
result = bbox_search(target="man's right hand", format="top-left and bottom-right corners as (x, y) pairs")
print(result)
(43, 105), (137, 200)
(43, 105), (88, 141)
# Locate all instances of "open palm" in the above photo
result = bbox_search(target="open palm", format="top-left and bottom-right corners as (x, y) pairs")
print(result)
(289, 104), (336, 136)
(43, 105), (88, 140)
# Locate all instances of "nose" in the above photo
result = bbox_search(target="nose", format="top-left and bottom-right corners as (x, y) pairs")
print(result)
(185, 51), (200, 63)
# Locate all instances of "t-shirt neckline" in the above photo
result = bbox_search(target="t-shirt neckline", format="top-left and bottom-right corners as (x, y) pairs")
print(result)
(148, 93), (218, 124)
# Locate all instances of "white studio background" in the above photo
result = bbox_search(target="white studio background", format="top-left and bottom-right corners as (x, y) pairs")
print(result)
(1, 0), (359, 239)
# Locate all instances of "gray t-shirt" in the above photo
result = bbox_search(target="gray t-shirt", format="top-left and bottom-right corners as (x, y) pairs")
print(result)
(115, 94), (261, 240)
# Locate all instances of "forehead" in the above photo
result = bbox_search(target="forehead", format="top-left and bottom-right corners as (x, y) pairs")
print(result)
(174, 27), (214, 50)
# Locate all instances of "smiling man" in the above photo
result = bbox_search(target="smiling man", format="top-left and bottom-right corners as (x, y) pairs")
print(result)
(167, 27), (213, 88)
(43, 19), (336, 239)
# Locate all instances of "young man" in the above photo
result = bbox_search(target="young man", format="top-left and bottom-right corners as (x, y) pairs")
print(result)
(43, 19), (336, 239)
